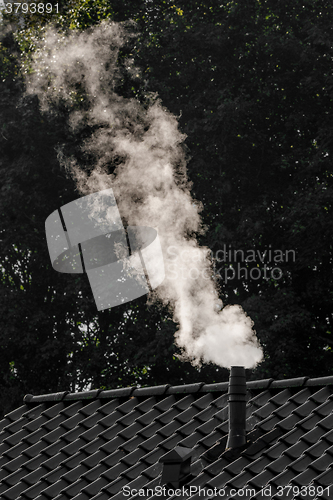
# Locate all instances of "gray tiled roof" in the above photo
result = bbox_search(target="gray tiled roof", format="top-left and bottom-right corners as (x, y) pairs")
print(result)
(0, 376), (333, 499)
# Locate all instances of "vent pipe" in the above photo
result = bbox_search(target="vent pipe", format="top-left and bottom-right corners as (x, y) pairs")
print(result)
(226, 366), (247, 450)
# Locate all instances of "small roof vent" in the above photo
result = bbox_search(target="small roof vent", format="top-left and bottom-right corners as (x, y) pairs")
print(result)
(159, 445), (193, 488)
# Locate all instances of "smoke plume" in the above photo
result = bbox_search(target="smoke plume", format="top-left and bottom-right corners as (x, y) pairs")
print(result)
(26, 21), (263, 369)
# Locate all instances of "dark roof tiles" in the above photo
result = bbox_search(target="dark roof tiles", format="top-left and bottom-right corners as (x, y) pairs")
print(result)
(314, 465), (333, 486)
(167, 382), (205, 394)
(200, 429), (226, 449)
(264, 442), (285, 460)
(323, 430), (333, 445)
(211, 393), (229, 409)
(301, 425), (325, 445)
(0, 377), (332, 499)
(270, 377), (309, 388)
(0, 406), (27, 427)
(178, 430), (205, 449)
(309, 386), (331, 403)
(131, 385), (170, 397)
(319, 412), (333, 431)
(194, 416), (218, 436)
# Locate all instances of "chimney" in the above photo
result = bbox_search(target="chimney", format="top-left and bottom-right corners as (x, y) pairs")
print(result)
(226, 365), (247, 450)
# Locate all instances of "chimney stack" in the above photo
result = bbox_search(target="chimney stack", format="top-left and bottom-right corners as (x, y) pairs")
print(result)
(226, 366), (247, 450)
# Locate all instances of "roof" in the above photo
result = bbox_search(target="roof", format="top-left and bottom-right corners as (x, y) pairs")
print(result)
(0, 376), (333, 500)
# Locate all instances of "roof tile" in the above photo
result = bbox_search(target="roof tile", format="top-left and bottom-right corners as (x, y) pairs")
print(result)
(248, 468), (276, 488)
(259, 415), (280, 432)
(139, 433), (161, 452)
(268, 388), (292, 406)
(95, 399), (120, 417)
(118, 422), (144, 440)
(119, 434), (142, 453)
(143, 448), (165, 466)
(156, 420), (180, 438)
(103, 476), (129, 496)
(289, 453), (314, 473)
(290, 388), (312, 404)
(273, 400), (298, 418)
(291, 466), (320, 486)
(284, 440), (310, 459)
(271, 377), (309, 389)
(280, 426), (304, 445)
(152, 395), (176, 412)
(174, 406), (199, 425)
(192, 394), (215, 411)
(1, 481), (30, 500)
(306, 376), (333, 387)
(276, 413), (300, 431)
(292, 399), (317, 418)
(211, 394), (229, 409)
(227, 469), (255, 489)
(119, 461), (147, 481)
(178, 432), (204, 449)
(310, 449), (333, 472)
(271, 467), (302, 487)
(319, 413), (333, 431)
(267, 454), (292, 474)
(156, 407), (180, 426)
(137, 421), (160, 439)
(159, 433), (182, 451)
(121, 448), (146, 467)
(132, 385), (170, 397)
(0, 406), (27, 428)
(99, 449), (125, 468)
(265, 441), (285, 460)
(98, 387), (134, 399)
(195, 417), (218, 436)
(177, 419), (199, 437)
(313, 400), (333, 417)
(313, 465), (333, 486)
(167, 383), (204, 394)
(323, 429), (333, 445)
(200, 429), (225, 448)
(309, 386), (332, 403)
(136, 409), (161, 426)
(301, 425), (325, 445)
(246, 454), (271, 474)
(115, 398), (141, 415)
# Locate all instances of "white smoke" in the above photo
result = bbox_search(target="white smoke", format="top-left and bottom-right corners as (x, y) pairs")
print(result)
(25, 21), (263, 369)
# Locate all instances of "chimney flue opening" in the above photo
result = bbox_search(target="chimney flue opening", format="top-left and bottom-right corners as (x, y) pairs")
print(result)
(226, 365), (247, 450)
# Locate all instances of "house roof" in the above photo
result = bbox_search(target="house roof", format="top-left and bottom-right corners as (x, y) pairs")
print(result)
(0, 375), (333, 500)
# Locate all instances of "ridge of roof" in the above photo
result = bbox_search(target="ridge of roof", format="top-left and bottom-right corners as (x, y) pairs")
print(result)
(23, 374), (333, 404)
